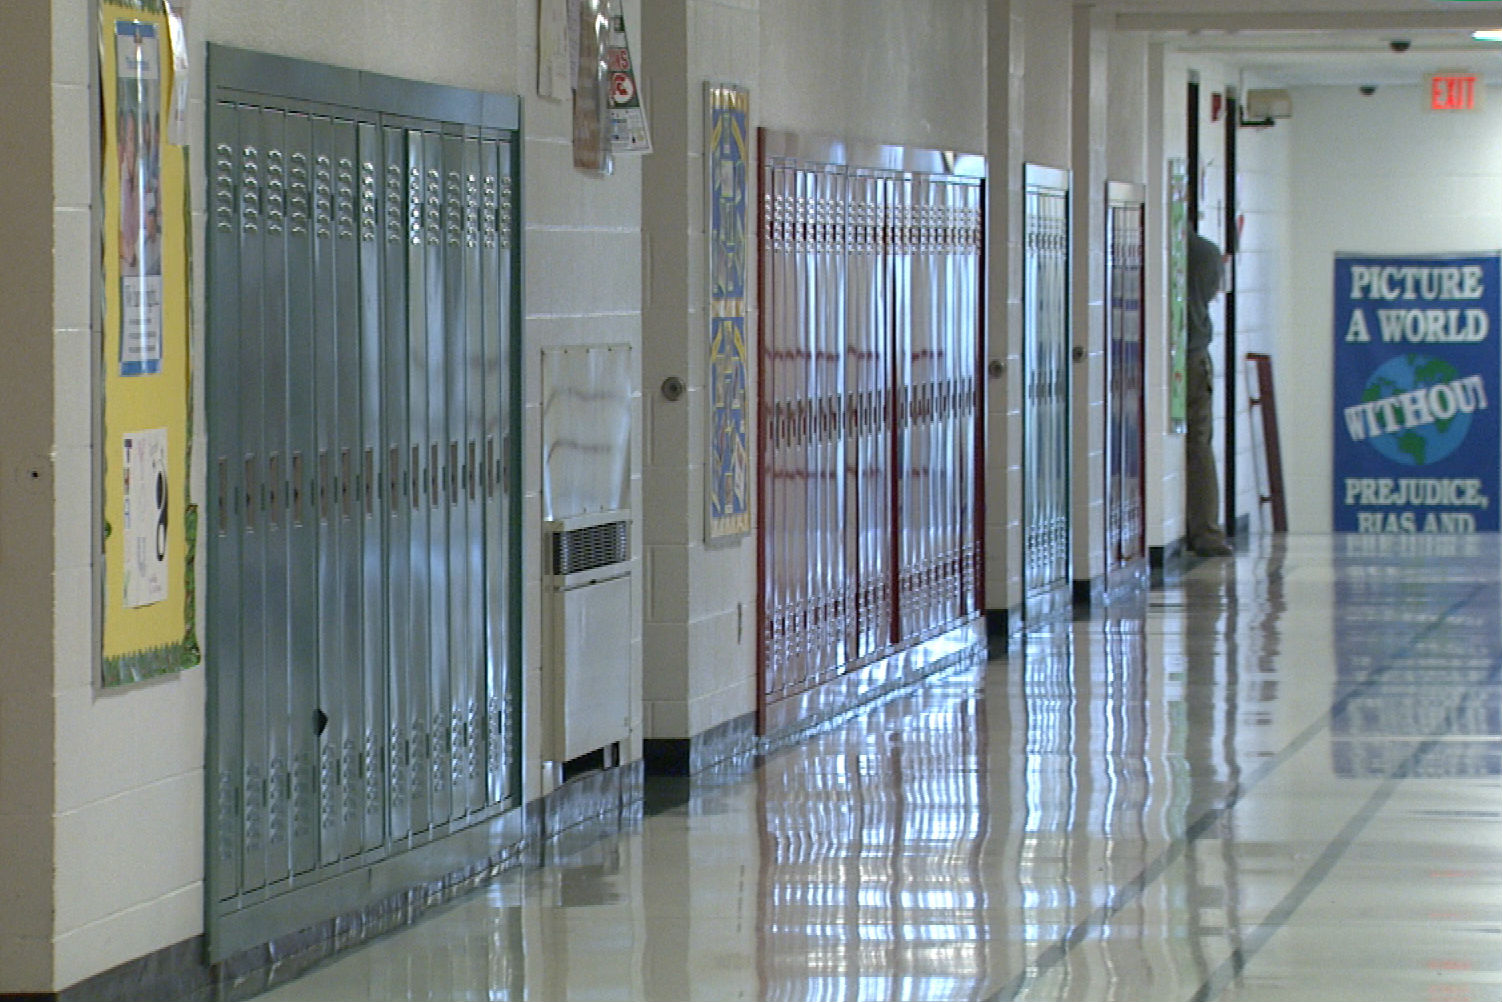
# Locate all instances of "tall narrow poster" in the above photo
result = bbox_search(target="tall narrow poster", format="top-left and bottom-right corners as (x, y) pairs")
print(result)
(116, 18), (164, 376)
(101, 0), (197, 685)
(706, 83), (750, 540)
(1333, 252), (1500, 533)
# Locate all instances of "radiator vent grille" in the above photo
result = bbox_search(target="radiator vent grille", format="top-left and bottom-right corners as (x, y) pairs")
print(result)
(549, 520), (630, 576)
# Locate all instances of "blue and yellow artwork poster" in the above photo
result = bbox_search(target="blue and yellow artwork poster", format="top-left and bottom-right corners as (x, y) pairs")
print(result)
(707, 83), (751, 539)
(1332, 252), (1500, 533)
(709, 91), (747, 302)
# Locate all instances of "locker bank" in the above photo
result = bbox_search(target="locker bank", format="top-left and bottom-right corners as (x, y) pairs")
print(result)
(5, 0), (1502, 999)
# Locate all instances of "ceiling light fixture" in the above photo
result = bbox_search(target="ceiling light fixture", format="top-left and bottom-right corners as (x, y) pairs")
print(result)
(1472, 28), (1502, 41)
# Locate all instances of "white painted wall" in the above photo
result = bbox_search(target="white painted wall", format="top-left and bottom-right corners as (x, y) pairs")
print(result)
(37, 0), (646, 990)
(760, 0), (985, 152)
(640, 0), (763, 743)
(1230, 78), (1293, 534)
(1283, 83), (1502, 531)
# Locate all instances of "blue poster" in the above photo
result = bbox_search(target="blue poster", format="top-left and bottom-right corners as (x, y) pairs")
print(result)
(1333, 253), (1500, 533)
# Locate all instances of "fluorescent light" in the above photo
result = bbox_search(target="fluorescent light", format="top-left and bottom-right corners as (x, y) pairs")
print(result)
(1473, 28), (1502, 41)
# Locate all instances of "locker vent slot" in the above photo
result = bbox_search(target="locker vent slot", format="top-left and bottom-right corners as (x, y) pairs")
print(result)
(549, 520), (629, 576)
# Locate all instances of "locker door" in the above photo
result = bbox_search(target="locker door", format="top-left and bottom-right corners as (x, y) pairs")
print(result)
(760, 157), (810, 704)
(382, 122), (415, 842)
(1105, 184), (1146, 580)
(418, 126), (452, 830)
(439, 129), (473, 823)
(456, 132), (487, 816)
(845, 169), (891, 662)
(206, 49), (524, 958)
(479, 133), (517, 807)
(893, 173), (926, 638)
(207, 97), (244, 903)
(257, 105), (296, 888)
(331, 117), (370, 860)
(1022, 166), (1072, 621)
(953, 178), (983, 618)
(356, 119), (389, 852)
(813, 165), (848, 681)
(281, 109), (321, 879)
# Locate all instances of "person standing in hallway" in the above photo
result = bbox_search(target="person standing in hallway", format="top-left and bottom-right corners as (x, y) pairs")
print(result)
(1186, 230), (1233, 556)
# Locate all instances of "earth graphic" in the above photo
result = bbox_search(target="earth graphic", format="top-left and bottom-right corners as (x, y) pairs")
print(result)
(1360, 353), (1471, 466)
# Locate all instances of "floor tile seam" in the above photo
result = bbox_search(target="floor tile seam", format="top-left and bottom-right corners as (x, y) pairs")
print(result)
(1187, 654), (1502, 1002)
(976, 582), (1493, 1002)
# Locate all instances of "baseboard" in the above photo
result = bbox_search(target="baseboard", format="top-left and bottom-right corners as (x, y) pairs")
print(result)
(643, 711), (758, 777)
(984, 606), (1022, 656)
(34, 760), (646, 1002)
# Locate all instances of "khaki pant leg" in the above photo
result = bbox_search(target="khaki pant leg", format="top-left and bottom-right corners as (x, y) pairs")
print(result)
(1185, 350), (1223, 545)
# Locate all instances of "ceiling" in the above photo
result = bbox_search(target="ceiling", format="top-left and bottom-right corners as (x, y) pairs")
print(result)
(1110, 0), (1502, 86)
(1165, 28), (1502, 86)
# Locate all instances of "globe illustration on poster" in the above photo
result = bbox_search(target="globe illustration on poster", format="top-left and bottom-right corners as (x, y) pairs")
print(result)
(1360, 353), (1472, 466)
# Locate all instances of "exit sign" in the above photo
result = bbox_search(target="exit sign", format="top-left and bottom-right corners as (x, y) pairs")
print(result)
(1431, 73), (1481, 111)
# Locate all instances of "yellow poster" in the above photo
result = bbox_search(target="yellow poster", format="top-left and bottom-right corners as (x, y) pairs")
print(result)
(100, 0), (197, 685)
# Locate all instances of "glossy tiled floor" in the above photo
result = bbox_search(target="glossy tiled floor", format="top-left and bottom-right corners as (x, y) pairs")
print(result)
(256, 534), (1502, 1001)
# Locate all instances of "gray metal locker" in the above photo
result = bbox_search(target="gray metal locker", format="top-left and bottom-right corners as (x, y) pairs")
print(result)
(205, 46), (522, 960)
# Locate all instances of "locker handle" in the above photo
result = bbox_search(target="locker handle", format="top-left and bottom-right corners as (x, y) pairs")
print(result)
(484, 437), (495, 498)
(316, 451), (329, 522)
(389, 446), (401, 512)
(340, 449), (352, 520)
(364, 448), (375, 516)
(430, 442), (440, 508)
(448, 441), (459, 505)
(217, 458), (228, 534)
(291, 452), (304, 525)
(244, 456), (256, 529)
(412, 444), (422, 510)
(267, 453), (280, 527)
(467, 441), (477, 502)
(314, 709), (329, 736)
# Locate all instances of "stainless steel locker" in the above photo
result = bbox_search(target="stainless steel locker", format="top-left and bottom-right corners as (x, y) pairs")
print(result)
(846, 169), (891, 663)
(757, 135), (983, 732)
(356, 119), (388, 854)
(439, 129), (472, 824)
(206, 47), (523, 959)
(237, 106), (273, 895)
(207, 98), (242, 904)
(380, 121), (414, 844)
(1023, 165), (1072, 620)
(813, 165), (847, 682)
(480, 133), (517, 809)
(331, 116), (370, 862)
(281, 109), (320, 879)
(1105, 184), (1146, 579)
(418, 128), (452, 832)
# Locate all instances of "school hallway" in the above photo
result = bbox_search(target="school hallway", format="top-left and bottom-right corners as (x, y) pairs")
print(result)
(243, 532), (1502, 1002)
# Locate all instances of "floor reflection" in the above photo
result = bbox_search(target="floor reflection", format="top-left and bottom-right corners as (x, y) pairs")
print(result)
(252, 534), (1502, 1002)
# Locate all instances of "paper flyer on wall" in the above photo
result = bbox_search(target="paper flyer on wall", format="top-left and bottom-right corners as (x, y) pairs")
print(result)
(123, 429), (170, 608)
(538, 0), (571, 99)
(605, 0), (651, 153)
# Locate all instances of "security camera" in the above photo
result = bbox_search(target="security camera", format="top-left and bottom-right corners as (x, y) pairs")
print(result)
(1389, 39), (1411, 53)
(1360, 84), (1378, 96)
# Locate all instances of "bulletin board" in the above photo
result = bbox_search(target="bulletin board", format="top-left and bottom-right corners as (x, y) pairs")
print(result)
(99, 0), (198, 685)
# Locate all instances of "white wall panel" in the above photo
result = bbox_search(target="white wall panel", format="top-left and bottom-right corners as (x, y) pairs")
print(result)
(1284, 83), (1502, 531)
